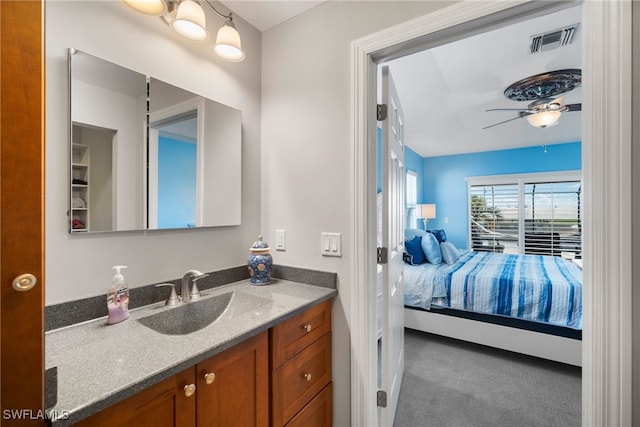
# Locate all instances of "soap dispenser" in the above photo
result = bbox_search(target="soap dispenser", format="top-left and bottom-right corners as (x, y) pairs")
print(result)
(107, 265), (130, 324)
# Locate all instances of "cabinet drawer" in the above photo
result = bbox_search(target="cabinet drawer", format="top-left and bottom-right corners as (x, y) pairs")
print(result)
(285, 382), (332, 427)
(272, 333), (331, 426)
(271, 299), (331, 368)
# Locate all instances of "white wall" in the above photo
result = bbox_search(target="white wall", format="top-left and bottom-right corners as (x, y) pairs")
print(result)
(260, 2), (453, 425)
(45, 1), (262, 303)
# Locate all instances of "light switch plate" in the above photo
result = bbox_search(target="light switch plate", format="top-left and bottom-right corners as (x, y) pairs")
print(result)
(321, 232), (342, 257)
(275, 229), (286, 251)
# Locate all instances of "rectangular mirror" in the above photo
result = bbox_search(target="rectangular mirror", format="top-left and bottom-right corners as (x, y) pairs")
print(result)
(148, 78), (242, 229)
(69, 49), (242, 233)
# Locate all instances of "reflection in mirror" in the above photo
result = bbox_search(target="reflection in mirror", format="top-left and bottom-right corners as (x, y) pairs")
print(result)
(149, 112), (198, 228)
(69, 49), (147, 233)
(68, 49), (242, 233)
(149, 78), (242, 229)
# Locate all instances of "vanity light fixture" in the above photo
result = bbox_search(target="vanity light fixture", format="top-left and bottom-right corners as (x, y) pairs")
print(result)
(123, 0), (246, 62)
(124, 0), (167, 15)
(212, 14), (245, 62)
(171, 0), (208, 41)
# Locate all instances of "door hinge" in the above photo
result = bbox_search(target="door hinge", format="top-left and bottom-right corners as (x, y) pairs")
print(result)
(377, 247), (388, 264)
(377, 389), (387, 407)
(377, 104), (388, 121)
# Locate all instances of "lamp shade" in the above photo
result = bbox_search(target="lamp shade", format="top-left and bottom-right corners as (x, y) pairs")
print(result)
(420, 204), (436, 219)
(171, 0), (208, 42)
(526, 110), (561, 128)
(123, 0), (166, 15)
(213, 21), (245, 62)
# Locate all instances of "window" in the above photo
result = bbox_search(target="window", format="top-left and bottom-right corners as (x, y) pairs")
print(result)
(406, 170), (418, 229)
(468, 172), (582, 258)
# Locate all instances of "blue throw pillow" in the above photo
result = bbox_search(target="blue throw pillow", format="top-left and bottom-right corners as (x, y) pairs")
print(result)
(428, 229), (447, 243)
(405, 228), (428, 241)
(404, 236), (426, 265)
(421, 233), (442, 264)
(440, 241), (460, 265)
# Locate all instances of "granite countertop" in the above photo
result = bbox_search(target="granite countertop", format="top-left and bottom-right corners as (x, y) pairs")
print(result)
(45, 279), (337, 426)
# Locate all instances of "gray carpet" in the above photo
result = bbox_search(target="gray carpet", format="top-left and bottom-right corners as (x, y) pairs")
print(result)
(394, 328), (581, 427)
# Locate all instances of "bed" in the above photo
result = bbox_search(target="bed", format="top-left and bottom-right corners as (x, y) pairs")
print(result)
(402, 229), (583, 366)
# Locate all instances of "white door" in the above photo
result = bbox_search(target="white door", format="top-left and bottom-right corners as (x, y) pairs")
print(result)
(379, 65), (405, 427)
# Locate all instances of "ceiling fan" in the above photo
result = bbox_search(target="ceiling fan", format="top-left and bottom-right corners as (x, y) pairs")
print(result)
(483, 69), (582, 130)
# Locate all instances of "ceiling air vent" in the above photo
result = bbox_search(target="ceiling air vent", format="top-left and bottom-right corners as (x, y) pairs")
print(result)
(529, 24), (579, 54)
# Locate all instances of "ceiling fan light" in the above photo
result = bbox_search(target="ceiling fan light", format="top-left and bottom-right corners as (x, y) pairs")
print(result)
(171, 0), (208, 42)
(214, 21), (245, 62)
(526, 110), (561, 128)
(123, 0), (166, 15)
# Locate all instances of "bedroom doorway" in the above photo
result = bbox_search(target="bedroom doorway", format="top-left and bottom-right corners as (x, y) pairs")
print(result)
(351, 1), (633, 426)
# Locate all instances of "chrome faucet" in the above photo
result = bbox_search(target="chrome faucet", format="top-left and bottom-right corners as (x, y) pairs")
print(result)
(181, 270), (209, 303)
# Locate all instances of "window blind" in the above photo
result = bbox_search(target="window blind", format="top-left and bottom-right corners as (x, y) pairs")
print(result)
(469, 183), (519, 254)
(523, 181), (582, 257)
(468, 175), (582, 258)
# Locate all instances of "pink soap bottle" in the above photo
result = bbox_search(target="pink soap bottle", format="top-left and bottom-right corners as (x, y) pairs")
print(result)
(107, 265), (130, 325)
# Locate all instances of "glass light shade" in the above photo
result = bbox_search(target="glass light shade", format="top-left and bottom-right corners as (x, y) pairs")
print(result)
(213, 23), (246, 62)
(123, 0), (166, 15)
(171, 0), (208, 42)
(526, 110), (561, 128)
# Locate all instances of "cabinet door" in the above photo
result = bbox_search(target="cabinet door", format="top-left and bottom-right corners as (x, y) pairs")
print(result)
(74, 368), (196, 427)
(196, 331), (268, 427)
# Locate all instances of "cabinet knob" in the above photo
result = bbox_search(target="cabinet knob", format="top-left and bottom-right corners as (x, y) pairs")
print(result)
(302, 324), (312, 333)
(204, 372), (216, 385)
(303, 372), (312, 382)
(184, 383), (196, 398)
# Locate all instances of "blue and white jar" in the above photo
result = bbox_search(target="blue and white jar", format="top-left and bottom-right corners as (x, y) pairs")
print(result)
(248, 235), (272, 285)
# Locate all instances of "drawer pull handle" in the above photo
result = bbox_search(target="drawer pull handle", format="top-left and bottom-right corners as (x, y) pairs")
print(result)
(303, 324), (312, 333)
(184, 383), (196, 398)
(204, 372), (216, 385)
(303, 372), (312, 382)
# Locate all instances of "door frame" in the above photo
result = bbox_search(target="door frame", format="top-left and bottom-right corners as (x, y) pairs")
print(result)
(349, 1), (633, 426)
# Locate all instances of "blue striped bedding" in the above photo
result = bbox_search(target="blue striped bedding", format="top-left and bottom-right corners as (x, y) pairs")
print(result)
(404, 251), (583, 329)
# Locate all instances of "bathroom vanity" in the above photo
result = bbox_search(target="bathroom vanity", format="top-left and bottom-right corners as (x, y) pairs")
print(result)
(46, 280), (335, 426)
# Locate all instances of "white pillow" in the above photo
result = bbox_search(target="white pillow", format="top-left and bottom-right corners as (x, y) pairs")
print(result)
(440, 241), (460, 265)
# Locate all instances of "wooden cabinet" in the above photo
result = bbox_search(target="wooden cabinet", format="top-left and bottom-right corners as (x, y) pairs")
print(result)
(270, 300), (332, 427)
(74, 368), (195, 427)
(195, 332), (268, 427)
(75, 331), (268, 427)
(71, 300), (333, 427)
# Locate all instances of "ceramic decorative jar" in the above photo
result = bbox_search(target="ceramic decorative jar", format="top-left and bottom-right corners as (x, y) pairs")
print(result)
(248, 235), (272, 285)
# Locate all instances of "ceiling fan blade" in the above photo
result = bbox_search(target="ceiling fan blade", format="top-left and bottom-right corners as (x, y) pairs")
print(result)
(482, 114), (528, 130)
(565, 103), (582, 112)
(486, 108), (528, 112)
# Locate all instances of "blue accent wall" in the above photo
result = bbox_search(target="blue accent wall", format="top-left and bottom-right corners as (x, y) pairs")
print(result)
(422, 142), (581, 249)
(158, 136), (197, 229)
